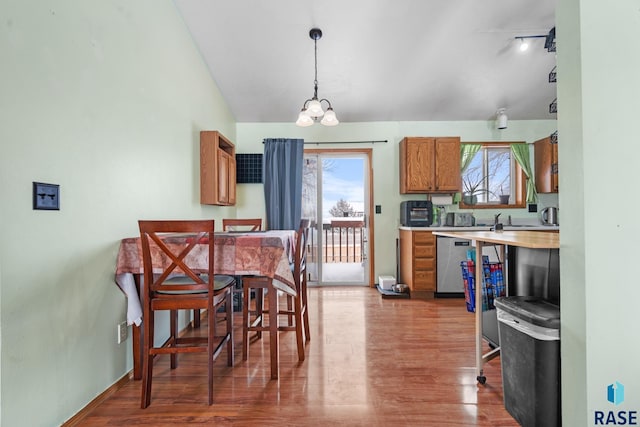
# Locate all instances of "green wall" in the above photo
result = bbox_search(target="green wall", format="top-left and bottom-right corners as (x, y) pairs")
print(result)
(0, 1), (235, 425)
(558, 0), (640, 425)
(2, 0), (627, 425)
(236, 120), (557, 281)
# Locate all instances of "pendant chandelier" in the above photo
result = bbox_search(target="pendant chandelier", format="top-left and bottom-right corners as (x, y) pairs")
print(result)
(295, 28), (339, 127)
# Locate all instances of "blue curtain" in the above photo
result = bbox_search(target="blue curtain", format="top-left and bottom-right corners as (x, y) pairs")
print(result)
(263, 138), (304, 230)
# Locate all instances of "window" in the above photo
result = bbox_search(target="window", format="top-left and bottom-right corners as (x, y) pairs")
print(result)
(460, 142), (526, 209)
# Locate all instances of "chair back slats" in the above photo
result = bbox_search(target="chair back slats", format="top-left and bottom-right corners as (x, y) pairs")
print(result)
(138, 220), (215, 295)
(294, 219), (310, 290)
(222, 218), (262, 232)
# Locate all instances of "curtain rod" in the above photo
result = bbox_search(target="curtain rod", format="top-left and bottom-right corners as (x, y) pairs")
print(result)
(262, 139), (387, 145)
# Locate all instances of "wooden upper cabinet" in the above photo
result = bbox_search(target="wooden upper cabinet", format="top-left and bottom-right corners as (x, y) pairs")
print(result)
(400, 137), (461, 193)
(534, 136), (558, 193)
(200, 131), (236, 205)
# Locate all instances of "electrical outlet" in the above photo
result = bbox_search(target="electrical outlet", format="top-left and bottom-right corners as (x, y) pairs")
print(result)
(117, 321), (128, 344)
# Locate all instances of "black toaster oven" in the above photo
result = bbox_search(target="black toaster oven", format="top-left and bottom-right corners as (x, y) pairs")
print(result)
(400, 200), (433, 227)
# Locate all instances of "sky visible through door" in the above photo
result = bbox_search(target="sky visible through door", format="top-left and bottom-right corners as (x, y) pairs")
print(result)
(322, 158), (364, 218)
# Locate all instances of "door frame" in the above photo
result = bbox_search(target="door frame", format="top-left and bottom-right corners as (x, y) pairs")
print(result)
(304, 148), (375, 287)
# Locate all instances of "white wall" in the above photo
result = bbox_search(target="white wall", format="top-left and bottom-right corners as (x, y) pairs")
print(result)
(0, 1), (236, 425)
(236, 120), (557, 281)
(558, 1), (640, 425)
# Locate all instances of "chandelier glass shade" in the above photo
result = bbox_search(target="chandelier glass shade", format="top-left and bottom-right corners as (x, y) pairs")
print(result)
(295, 28), (339, 127)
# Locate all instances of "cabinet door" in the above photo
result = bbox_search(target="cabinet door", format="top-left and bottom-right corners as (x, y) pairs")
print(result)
(398, 229), (414, 286)
(200, 132), (218, 205)
(534, 137), (558, 193)
(200, 130), (236, 206)
(400, 137), (435, 193)
(228, 155), (236, 205)
(551, 143), (559, 192)
(217, 150), (230, 204)
(434, 137), (461, 192)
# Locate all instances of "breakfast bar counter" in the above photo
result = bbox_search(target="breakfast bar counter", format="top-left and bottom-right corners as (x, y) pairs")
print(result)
(431, 230), (560, 384)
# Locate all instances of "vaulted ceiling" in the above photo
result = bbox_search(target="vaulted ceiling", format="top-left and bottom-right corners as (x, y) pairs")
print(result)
(173, 0), (557, 124)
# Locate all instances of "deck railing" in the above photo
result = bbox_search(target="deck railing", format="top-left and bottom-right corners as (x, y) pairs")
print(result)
(308, 219), (364, 263)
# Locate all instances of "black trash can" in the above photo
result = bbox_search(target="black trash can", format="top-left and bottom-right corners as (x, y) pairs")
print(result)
(495, 296), (561, 427)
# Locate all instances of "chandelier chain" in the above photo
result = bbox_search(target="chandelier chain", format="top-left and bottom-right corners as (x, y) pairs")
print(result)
(313, 38), (319, 98)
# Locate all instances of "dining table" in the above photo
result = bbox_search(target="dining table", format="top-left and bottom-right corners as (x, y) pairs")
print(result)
(114, 229), (297, 380)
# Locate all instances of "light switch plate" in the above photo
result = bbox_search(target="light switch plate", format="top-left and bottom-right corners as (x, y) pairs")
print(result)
(33, 182), (60, 210)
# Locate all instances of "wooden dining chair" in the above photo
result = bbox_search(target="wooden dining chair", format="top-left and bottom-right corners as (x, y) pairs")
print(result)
(138, 219), (234, 408)
(292, 218), (311, 342)
(220, 218), (263, 317)
(222, 218), (262, 232)
(241, 219), (310, 378)
(192, 218), (260, 328)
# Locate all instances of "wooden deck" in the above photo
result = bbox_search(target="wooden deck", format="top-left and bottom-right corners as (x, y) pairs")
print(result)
(68, 287), (518, 426)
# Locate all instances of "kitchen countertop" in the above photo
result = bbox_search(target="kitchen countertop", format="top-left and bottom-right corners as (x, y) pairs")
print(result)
(431, 229), (560, 249)
(399, 225), (560, 232)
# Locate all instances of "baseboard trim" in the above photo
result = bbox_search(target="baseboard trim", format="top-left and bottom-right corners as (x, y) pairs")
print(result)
(62, 313), (206, 425)
(61, 371), (132, 426)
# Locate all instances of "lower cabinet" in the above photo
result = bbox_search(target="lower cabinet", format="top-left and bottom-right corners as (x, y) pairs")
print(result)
(399, 229), (436, 296)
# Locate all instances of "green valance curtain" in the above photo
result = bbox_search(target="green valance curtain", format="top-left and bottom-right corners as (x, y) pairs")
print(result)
(510, 143), (537, 203)
(460, 144), (482, 172)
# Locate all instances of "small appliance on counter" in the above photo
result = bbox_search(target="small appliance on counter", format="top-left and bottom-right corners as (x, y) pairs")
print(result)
(445, 212), (475, 227)
(400, 200), (433, 227)
(540, 207), (559, 226)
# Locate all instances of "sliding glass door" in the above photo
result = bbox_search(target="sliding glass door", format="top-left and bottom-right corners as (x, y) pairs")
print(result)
(302, 150), (371, 286)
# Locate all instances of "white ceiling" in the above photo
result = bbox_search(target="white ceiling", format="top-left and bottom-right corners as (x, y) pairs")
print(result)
(173, 0), (557, 124)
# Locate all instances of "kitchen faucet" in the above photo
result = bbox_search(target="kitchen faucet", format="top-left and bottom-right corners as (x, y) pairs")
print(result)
(493, 213), (504, 232)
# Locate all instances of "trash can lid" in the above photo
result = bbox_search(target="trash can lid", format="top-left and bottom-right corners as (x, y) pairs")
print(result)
(495, 296), (560, 329)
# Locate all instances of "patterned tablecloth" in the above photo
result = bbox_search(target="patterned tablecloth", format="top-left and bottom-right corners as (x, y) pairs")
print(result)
(115, 230), (296, 325)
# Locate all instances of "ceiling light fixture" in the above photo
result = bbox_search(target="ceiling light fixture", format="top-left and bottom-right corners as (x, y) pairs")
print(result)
(295, 28), (339, 127)
(517, 37), (529, 52)
(514, 34), (547, 52)
(496, 108), (508, 130)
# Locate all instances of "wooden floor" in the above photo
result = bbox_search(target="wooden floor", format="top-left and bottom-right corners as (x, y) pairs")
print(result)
(74, 287), (518, 426)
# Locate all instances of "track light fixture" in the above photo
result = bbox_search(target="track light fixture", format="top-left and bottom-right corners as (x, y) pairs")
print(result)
(295, 28), (339, 127)
(496, 108), (508, 130)
(516, 37), (529, 52)
(514, 34), (546, 52)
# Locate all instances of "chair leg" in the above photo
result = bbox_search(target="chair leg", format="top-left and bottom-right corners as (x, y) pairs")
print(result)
(170, 309), (178, 369)
(141, 309), (154, 409)
(301, 278), (310, 342)
(193, 309), (201, 328)
(208, 302), (214, 406)
(255, 288), (264, 339)
(294, 295), (305, 362)
(225, 289), (234, 367)
(267, 281), (279, 379)
(242, 284), (250, 361)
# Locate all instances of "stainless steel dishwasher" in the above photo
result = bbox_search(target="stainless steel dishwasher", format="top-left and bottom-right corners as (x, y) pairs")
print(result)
(436, 236), (470, 296)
